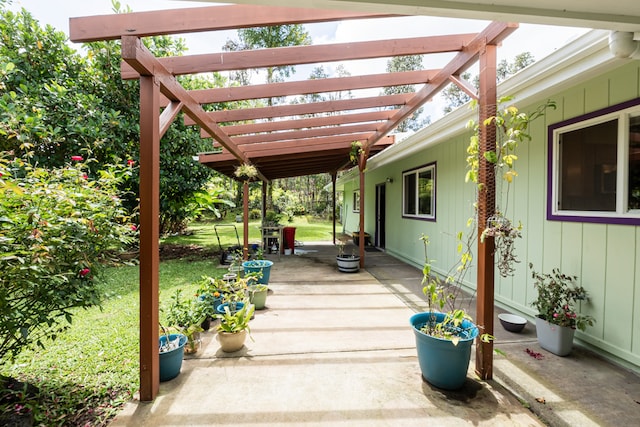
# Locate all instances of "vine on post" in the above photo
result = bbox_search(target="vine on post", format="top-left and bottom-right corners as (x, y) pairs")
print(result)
(466, 96), (555, 277)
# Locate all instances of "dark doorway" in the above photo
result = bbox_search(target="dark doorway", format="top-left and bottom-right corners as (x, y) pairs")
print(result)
(375, 183), (386, 248)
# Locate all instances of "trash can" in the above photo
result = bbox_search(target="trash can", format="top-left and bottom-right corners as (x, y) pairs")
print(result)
(282, 227), (296, 254)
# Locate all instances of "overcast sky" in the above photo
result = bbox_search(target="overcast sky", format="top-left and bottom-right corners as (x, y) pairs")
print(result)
(7, 0), (590, 120)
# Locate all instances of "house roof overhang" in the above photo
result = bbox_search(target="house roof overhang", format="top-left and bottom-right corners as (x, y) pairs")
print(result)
(210, 0), (640, 32)
(70, 4), (517, 182)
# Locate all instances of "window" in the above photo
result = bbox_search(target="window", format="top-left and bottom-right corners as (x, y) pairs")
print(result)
(548, 98), (640, 224)
(403, 163), (436, 220)
(352, 190), (360, 213)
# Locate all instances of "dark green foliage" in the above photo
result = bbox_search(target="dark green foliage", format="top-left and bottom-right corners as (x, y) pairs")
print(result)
(0, 155), (135, 362)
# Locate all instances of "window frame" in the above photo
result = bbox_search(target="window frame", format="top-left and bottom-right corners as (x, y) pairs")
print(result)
(352, 190), (360, 213)
(547, 97), (640, 225)
(402, 162), (436, 221)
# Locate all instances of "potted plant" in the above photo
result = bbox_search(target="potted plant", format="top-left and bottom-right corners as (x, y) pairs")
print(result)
(215, 275), (252, 315)
(216, 302), (255, 352)
(195, 275), (225, 321)
(234, 163), (258, 182)
(336, 241), (360, 273)
(159, 326), (187, 382)
(248, 283), (269, 310)
(242, 259), (274, 284)
(529, 264), (595, 356)
(163, 289), (208, 355)
(409, 234), (492, 390)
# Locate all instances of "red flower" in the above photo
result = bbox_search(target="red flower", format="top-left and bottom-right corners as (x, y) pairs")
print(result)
(130, 224), (138, 231)
(71, 156), (83, 162)
(79, 268), (90, 277)
(82, 174), (88, 180)
(127, 159), (135, 166)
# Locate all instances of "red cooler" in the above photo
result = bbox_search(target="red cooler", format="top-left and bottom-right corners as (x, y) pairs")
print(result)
(282, 227), (296, 254)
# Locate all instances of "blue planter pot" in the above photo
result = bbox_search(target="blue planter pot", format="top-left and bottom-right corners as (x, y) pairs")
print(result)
(216, 301), (245, 315)
(242, 260), (274, 284)
(159, 333), (187, 382)
(409, 312), (479, 390)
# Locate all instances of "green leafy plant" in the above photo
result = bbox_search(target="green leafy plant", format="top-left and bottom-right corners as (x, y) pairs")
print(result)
(162, 289), (207, 347)
(234, 163), (258, 181)
(529, 264), (595, 331)
(349, 140), (363, 165)
(216, 302), (254, 336)
(419, 233), (492, 345)
(0, 154), (135, 362)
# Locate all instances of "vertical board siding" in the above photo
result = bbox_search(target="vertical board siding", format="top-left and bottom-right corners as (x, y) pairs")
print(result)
(603, 225), (636, 350)
(633, 230), (640, 358)
(581, 223), (607, 340)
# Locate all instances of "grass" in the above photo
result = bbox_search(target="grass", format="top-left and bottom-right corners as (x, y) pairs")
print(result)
(162, 215), (336, 250)
(0, 217), (335, 425)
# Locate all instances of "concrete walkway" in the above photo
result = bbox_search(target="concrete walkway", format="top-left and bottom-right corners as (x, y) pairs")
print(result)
(111, 242), (640, 426)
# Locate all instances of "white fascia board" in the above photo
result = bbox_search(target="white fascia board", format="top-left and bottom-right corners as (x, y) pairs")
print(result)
(363, 29), (623, 175)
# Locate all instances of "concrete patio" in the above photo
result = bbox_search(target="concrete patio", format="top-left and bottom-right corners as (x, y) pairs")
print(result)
(110, 242), (640, 426)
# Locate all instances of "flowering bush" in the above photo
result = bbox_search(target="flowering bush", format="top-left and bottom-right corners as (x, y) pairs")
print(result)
(529, 263), (595, 331)
(0, 153), (136, 361)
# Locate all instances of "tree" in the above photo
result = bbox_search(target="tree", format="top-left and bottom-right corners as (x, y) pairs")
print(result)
(0, 3), (236, 234)
(382, 55), (430, 132)
(442, 52), (535, 113)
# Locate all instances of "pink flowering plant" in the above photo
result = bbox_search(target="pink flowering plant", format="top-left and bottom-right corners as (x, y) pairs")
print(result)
(0, 153), (136, 362)
(529, 263), (595, 331)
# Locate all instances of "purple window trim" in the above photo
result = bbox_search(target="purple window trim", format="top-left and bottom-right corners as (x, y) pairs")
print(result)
(546, 97), (640, 226)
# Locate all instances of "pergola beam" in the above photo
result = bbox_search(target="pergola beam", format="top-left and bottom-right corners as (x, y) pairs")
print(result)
(70, 5), (395, 42)
(212, 110), (397, 137)
(174, 70), (437, 106)
(186, 93), (413, 124)
(229, 123), (380, 145)
(121, 34), (476, 79)
(448, 75), (479, 101)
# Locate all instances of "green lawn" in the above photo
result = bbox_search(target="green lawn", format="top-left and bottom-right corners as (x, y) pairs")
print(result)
(162, 215), (336, 250)
(0, 216), (336, 425)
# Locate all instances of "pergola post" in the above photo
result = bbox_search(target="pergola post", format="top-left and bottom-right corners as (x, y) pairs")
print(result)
(475, 43), (497, 380)
(243, 181), (250, 260)
(138, 75), (161, 401)
(331, 172), (337, 245)
(358, 150), (368, 268)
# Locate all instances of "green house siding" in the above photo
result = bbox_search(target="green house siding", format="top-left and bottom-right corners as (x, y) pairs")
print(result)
(344, 59), (640, 370)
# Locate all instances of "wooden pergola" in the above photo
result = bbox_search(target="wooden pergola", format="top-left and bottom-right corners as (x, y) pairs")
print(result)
(70, 4), (513, 401)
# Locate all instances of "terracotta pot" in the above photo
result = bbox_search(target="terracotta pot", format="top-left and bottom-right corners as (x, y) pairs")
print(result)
(217, 329), (247, 352)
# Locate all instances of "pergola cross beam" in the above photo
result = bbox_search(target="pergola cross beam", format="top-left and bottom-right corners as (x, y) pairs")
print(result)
(121, 34), (476, 79)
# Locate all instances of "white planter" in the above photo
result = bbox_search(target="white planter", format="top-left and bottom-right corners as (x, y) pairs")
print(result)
(535, 317), (576, 356)
(336, 255), (360, 273)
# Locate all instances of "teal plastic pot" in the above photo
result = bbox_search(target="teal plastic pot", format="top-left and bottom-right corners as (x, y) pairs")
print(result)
(216, 301), (245, 315)
(409, 312), (478, 390)
(242, 260), (274, 284)
(159, 333), (187, 382)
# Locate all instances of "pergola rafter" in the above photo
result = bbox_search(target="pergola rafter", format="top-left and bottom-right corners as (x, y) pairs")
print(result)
(70, 3), (511, 402)
(120, 33), (476, 78)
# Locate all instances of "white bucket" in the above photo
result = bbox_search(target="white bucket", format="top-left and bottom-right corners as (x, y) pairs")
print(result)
(284, 249), (292, 255)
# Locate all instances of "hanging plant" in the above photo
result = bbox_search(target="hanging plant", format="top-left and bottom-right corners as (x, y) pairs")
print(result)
(234, 163), (258, 181)
(466, 97), (556, 277)
(349, 141), (363, 165)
